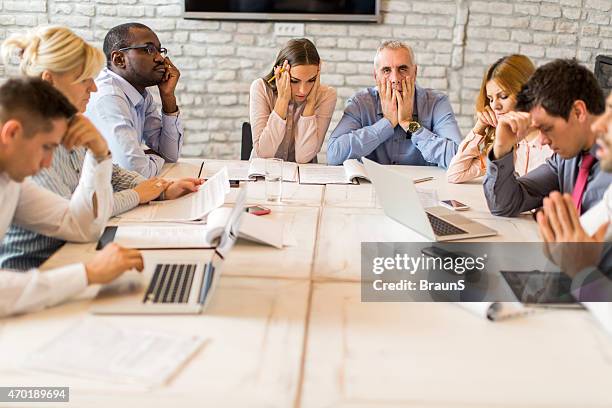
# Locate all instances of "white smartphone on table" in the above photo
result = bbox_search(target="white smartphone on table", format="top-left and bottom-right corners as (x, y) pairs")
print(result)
(439, 199), (470, 211)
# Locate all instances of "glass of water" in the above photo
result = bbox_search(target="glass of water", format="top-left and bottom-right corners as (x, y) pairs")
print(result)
(265, 158), (283, 202)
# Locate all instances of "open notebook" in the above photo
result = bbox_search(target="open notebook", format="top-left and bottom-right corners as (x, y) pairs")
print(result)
(100, 208), (286, 250)
(299, 159), (369, 185)
(200, 158), (298, 182)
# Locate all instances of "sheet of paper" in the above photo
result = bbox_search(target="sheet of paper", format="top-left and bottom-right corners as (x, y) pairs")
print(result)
(117, 167), (230, 222)
(202, 160), (251, 180)
(416, 187), (439, 208)
(298, 164), (350, 185)
(239, 212), (284, 249)
(343, 159), (368, 182)
(24, 319), (205, 387)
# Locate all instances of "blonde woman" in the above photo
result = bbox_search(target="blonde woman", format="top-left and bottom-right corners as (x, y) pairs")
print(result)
(447, 55), (553, 183)
(0, 26), (201, 270)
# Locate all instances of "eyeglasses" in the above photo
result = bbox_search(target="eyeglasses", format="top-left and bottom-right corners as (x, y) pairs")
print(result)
(118, 44), (168, 57)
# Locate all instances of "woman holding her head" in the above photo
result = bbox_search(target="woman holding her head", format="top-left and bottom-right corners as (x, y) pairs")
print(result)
(447, 54), (553, 183)
(249, 38), (337, 163)
(0, 26), (200, 270)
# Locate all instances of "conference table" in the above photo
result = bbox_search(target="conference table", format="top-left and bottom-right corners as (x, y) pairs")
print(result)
(0, 159), (611, 408)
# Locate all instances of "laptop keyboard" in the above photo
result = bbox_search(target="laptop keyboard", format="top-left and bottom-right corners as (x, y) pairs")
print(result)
(143, 264), (197, 304)
(427, 213), (467, 236)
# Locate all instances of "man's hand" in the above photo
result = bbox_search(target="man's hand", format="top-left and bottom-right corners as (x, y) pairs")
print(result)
(397, 78), (415, 131)
(163, 178), (204, 200)
(134, 177), (170, 204)
(158, 57), (180, 113)
(378, 79), (398, 128)
(492, 111), (533, 159)
(63, 114), (109, 157)
(536, 192), (609, 277)
(85, 243), (144, 285)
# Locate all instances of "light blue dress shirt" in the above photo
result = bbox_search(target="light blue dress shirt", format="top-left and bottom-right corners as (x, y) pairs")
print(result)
(327, 85), (462, 167)
(85, 68), (184, 178)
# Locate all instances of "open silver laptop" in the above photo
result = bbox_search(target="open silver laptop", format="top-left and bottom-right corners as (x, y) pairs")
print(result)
(92, 187), (247, 315)
(363, 158), (497, 241)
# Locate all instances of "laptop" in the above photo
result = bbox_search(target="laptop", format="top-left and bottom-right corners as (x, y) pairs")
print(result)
(362, 158), (497, 241)
(92, 186), (247, 315)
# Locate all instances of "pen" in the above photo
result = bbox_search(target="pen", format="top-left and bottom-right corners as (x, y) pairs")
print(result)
(267, 68), (286, 83)
(197, 160), (205, 178)
(413, 176), (433, 184)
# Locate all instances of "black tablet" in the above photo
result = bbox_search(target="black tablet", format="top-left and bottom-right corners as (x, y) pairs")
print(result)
(501, 270), (580, 306)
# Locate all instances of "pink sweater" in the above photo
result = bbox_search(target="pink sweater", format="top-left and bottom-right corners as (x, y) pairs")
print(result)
(446, 130), (554, 183)
(249, 78), (337, 163)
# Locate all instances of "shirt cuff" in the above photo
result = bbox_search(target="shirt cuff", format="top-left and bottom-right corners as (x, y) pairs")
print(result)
(112, 189), (141, 217)
(571, 267), (610, 301)
(373, 118), (396, 144)
(42, 263), (89, 307)
(486, 149), (515, 178)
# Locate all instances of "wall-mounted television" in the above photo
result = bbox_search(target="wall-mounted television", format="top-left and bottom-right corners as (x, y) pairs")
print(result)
(184, 0), (381, 23)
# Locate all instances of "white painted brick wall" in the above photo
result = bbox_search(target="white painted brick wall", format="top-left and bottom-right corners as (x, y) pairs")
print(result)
(1, 0), (611, 159)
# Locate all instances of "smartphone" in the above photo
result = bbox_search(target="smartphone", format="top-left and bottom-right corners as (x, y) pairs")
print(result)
(439, 200), (470, 211)
(245, 205), (271, 216)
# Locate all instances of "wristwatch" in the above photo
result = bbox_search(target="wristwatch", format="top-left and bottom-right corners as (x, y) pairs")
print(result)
(407, 121), (421, 133)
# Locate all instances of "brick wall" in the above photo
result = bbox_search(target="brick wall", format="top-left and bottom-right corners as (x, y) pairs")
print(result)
(1, 0), (611, 160)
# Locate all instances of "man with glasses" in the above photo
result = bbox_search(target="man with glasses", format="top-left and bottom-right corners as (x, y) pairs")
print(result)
(86, 23), (183, 178)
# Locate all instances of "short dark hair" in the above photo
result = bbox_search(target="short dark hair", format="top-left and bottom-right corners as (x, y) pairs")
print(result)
(516, 59), (605, 120)
(0, 77), (77, 136)
(102, 22), (151, 66)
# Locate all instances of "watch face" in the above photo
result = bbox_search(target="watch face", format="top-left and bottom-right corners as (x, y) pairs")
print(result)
(408, 122), (420, 133)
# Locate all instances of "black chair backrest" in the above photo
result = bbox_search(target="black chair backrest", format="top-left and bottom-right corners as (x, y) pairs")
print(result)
(241, 122), (253, 161)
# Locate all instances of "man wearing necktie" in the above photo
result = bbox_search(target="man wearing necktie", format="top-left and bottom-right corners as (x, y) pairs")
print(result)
(483, 59), (612, 217)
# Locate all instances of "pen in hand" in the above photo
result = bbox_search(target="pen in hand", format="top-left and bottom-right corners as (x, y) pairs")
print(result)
(267, 68), (286, 84)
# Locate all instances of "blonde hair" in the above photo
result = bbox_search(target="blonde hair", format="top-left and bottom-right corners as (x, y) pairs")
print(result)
(374, 40), (415, 68)
(476, 54), (536, 152)
(1, 26), (104, 83)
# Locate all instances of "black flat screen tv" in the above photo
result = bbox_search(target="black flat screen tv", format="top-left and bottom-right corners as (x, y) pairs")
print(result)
(184, 0), (380, 22)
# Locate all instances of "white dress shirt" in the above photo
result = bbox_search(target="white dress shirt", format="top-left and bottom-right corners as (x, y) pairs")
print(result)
(576, 184), (612, 335)
(0, 151), (112, 317)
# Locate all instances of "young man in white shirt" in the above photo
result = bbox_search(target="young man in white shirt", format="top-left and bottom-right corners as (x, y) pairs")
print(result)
(0, 77), (143, 317)
(537, 90), (612, 334)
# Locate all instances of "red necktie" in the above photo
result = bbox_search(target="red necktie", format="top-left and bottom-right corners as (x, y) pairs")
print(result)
(571, 152), (596, 214)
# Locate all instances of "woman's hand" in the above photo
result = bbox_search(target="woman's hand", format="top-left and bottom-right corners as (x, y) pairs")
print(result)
(273, 60), (291, 120)
(303, 70), (320, 117)
(275, 60), (292, 103)
(134, 177), (170, 204)
(473, 106), (497, 136)
(163, 178), (204, 200)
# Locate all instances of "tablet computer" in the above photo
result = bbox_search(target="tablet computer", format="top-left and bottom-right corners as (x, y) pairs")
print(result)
(501, 270), (582, 308)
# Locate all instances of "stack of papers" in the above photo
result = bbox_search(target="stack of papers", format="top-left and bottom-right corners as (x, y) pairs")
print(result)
(24, 319), (205, 386)
(117, 167), (230, 223)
